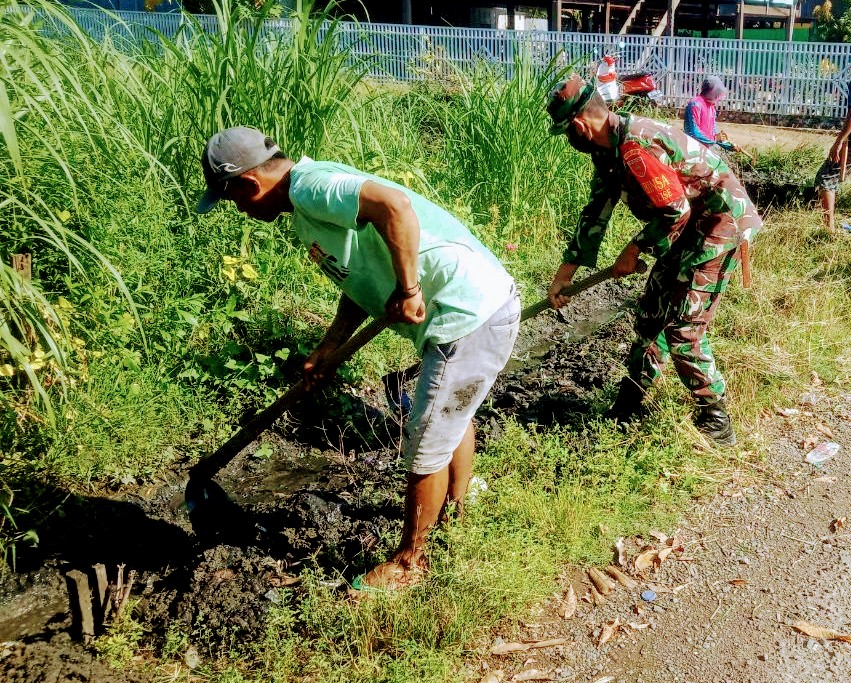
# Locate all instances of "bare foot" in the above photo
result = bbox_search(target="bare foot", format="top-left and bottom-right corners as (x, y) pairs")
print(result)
(354, 561), (426, 593)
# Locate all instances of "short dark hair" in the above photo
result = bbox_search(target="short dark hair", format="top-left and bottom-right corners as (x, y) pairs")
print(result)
(255, 151), (287, 171)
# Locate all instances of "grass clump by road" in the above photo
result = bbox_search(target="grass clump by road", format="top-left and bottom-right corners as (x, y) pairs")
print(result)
(1, 1), (850, 681)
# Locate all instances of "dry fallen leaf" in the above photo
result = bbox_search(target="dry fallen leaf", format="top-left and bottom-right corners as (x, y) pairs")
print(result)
(605, 565), (638, 590)
(598, 618), (621, 647)
(627, 621), (651, 630)
(491, 642), (529, 655)
(491, 638), (570, 655)
(811, 370), (823, 386)
(830, 517), (846, 533)
(656, 546), (675, 566)
(792, 620), (851, 642)
(729, 579), (748, 587)
(479, 671), (505, 683)
(634, 548), (657, 572)
(614, 537), (627, 567)
(591, 678), (615, 683)
(667, 533), (683, 551)
(816, 422), (834, 438)
(589, 583), (606, 606)
(558, 584), (577, 619)
(526, 638), (569, 650)
(801, 434), (819, 451)
(649, 530), (668, 543)
(813, 476), (837, 483)
(587, 567), (615, 595)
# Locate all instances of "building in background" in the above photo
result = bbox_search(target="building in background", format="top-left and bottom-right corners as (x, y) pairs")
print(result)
(341, 1), (808, 39)
(63, 0), (180, 11)
(59, 0), (821, 40)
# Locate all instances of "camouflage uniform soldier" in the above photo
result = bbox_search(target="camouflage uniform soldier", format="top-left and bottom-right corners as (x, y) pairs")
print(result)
(546, 75), (762, 445)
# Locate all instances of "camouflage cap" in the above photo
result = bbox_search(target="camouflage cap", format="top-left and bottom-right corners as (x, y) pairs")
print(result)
(547, 75), (597, 135)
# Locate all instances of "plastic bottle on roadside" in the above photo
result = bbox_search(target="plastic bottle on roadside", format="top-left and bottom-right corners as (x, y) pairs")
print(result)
(804, 442), (840, 466)
(467, 476), (488, 505)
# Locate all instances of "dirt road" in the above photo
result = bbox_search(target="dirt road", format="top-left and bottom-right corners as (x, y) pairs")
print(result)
(720, 122), (836, 153)
(480, 382), (851, 683)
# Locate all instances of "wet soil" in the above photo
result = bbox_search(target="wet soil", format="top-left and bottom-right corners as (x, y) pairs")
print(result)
(0, 276), (639, 680)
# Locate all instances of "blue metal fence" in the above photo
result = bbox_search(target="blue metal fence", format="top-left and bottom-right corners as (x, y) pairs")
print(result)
(59, 7), (851, 118)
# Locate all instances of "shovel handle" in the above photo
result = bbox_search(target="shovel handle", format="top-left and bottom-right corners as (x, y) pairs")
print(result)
(520, 259), (648, 322)
(189, 316), (390, 481)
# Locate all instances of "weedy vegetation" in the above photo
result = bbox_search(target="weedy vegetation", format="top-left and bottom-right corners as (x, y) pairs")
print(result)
(1, 0), (850, 679)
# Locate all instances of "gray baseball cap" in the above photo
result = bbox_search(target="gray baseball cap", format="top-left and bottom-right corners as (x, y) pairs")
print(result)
(196, 126), (280, 213)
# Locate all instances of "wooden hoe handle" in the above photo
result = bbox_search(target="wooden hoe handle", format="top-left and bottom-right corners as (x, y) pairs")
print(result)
(188, 259), (649, 482)
(520, 258), (649, 322)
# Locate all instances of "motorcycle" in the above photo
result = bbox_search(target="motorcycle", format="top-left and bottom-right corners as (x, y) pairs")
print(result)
(594, 50), (664, 107)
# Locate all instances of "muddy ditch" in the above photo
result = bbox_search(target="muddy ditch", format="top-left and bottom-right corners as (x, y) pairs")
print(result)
(0, 277), (641, 677)
(739, 168), (818, 210)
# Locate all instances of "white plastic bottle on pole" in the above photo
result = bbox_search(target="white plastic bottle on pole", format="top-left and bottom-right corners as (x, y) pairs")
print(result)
(596, 54), (619, 104)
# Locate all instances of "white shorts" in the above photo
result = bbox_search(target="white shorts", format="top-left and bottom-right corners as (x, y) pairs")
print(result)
(403, 288), (520, 475)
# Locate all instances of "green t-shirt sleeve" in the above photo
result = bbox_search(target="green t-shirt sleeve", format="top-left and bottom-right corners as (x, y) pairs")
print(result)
(290, 167), (367, 229)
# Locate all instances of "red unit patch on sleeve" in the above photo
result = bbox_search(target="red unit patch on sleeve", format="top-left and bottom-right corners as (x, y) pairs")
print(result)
(620, 140), (685, 208)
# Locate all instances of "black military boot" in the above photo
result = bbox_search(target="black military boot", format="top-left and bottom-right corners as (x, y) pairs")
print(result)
(605, 377), (647, 423)
(694, 397), (736, 446)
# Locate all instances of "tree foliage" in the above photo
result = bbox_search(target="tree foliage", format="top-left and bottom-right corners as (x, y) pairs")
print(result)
(813, 1), (851, 42)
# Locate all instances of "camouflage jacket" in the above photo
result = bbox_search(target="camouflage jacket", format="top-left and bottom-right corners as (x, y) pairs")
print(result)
(563, 114), (762, 269)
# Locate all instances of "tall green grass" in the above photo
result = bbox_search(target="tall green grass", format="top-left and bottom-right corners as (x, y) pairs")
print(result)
(416, 51), (584, 240)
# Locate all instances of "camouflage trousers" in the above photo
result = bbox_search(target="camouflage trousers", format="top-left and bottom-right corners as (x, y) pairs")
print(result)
(626, 242), (742, 403)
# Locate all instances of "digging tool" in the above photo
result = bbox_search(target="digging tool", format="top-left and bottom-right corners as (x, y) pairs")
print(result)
(187, 316), (389, 489)
(731, 144), (754, 164)
(186, 259), (648, 513)
(519, 259), (647, 322)
(383, 259), (649, 403)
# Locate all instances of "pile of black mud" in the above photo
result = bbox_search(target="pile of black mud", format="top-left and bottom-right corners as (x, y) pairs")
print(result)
(1, 639), (150, 683)
(0, 277), (640, 679)
(489, 277), (637, 428)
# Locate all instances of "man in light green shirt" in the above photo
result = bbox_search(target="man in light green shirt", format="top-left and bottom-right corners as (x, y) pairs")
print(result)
(198, 127), (519, 591)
